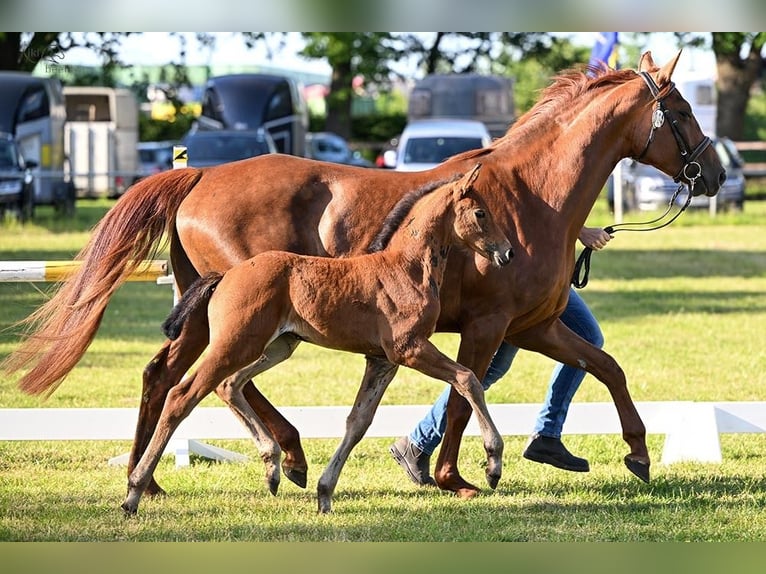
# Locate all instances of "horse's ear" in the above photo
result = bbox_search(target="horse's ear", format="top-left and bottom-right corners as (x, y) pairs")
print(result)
(656, 49), (682, 86)
(458, 163), (482, 198)
(638, 51), (656, 72)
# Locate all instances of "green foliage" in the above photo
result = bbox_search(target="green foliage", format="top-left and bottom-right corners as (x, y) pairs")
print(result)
(139, 111), (196, 143)
(744, 91), (766, 141)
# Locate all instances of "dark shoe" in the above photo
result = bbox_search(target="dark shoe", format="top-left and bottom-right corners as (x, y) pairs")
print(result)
(523, 433), (590, 472)
(389, 436), (436, 486)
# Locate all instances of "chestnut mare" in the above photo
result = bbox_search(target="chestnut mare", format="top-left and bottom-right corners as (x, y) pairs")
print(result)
(6, 52), (725, 501)
(121, 166), (513, 514)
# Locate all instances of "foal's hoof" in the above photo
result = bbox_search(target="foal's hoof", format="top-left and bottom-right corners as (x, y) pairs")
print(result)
(624, 456), (651, 483)
(121, 501), (138, 516)
(283, 466), (308, 489)
(485, 471), (500, 490)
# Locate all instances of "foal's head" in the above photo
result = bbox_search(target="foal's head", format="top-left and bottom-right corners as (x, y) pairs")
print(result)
(448, 164), (513, 267)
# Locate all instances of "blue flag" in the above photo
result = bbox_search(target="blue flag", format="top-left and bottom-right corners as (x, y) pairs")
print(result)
(589, 32), (619, 70)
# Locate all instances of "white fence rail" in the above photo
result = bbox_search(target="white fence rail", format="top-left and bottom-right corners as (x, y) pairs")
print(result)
(1, 401), (764, 468)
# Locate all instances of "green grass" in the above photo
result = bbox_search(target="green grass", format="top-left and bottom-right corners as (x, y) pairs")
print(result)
(1, 197), (765, 541)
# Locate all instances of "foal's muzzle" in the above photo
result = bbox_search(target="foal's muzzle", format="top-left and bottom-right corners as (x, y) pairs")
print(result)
(492, 246), (513, 267)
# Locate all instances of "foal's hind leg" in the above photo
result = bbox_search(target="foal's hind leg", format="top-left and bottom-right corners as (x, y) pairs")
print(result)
(215, 369), (282, 496)
(215, 334), (307, 493)
(132, 332), (209, 496)
(226, 334), (309, 488)
(316, 357), (399, 514)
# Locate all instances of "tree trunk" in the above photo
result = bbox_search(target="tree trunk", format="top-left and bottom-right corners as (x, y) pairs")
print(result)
(713, 34), (764, 140)
(324, 59), (353, 139)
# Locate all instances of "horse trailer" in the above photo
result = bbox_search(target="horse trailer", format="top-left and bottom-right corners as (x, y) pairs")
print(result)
(407, 73), (516, 139)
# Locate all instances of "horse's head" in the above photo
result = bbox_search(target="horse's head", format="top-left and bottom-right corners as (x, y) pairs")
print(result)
(629, 50), (726, 198)
(451, 164), (513, 267)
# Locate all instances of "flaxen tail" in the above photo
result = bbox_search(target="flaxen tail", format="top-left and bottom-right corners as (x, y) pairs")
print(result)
(162, 272), (223, 340)
(1, 168), (204, 396)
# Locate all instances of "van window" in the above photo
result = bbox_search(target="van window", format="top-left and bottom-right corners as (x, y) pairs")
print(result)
(17, 87), (49, 123)
(265, 83), (293, 121)
(66, 94), (111, 121)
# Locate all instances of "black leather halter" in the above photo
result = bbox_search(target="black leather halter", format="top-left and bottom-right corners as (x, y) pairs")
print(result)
(633, 71), (711, 185)
(571, 71), (713, 289)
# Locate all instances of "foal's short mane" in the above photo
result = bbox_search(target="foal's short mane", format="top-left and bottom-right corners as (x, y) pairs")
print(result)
(367, 176), (459, 253)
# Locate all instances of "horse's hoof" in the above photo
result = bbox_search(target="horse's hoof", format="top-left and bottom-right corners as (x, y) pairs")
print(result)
(283, 467), (308, 489)
(455, 487), (480, 500)
(624, 456), (651, 483)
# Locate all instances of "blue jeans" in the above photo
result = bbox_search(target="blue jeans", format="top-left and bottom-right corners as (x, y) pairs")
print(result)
(409, 288), (604, 456)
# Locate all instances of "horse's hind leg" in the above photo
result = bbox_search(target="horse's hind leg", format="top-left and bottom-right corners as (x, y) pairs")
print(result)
(131, 332), (209, 496)
(216, 333), (309, 489)
(123, 358), (232, 515)
(316, 357), (399, 514)
(512, 320), (650, 481)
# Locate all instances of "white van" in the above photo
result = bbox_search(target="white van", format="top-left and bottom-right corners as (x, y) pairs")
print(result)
(383, 119), (492, 172)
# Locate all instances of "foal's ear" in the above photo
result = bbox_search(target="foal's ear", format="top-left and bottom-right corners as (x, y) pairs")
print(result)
(458, 163), (482, 198)
(656, 49), (682, 86)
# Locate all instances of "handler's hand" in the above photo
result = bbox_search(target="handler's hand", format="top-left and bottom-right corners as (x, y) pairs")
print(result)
(578, 226), (613, 251)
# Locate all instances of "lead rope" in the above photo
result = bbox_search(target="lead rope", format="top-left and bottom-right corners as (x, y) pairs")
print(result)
(571, 181), (694, 289)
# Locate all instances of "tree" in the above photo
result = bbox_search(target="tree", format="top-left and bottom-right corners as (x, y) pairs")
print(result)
(711, 33), (766, 140)
(300, 33), (401, 139)
(675, 33), (766, 140)
(0, 32), (129, 72)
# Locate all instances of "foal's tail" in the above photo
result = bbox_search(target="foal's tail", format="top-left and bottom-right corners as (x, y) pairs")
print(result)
(2, 168), (204, 396)
(162, 272), (223, 340)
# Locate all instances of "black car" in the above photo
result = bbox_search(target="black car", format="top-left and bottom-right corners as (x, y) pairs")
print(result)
(181, 128), (277, 167)
(0, 132), (36, 221)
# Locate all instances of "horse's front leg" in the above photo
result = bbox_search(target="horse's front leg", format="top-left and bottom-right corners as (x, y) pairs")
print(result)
(316, 357), (399, 514)
(513, 319), (650, 482)
(397, 338), (504, 498)
(216, 333), (309, 489)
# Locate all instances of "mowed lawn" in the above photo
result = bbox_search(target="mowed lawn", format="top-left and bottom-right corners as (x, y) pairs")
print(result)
(0, 197), (765, 541)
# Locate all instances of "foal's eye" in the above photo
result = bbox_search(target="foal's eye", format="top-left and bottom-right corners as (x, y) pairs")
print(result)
(475, 209), (486, 219)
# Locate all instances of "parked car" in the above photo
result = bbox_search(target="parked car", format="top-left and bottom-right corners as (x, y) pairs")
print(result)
(382, 119), (492, 171)
(609, 136), (746, 212)
(181, 128), (277, 167)
(305, 132), (373, 167)
(0, 132), (36, 221)
(137, 141), (175, 179)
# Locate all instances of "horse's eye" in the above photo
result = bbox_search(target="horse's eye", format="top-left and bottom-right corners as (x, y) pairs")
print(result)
(475, 209), (486, 219)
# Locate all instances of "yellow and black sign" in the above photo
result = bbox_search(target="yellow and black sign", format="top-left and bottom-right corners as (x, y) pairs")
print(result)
(173, 145), (188, 169)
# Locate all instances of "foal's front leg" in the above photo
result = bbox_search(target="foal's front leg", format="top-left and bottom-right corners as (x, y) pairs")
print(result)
(316, 357), (399, 514)
(397, 339), (504, 497)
